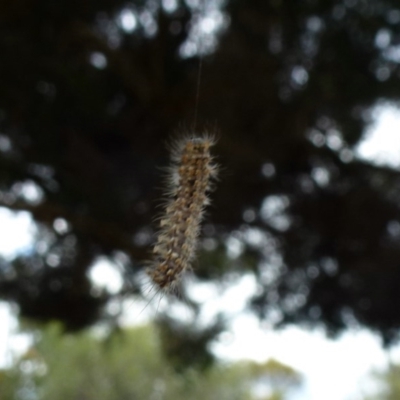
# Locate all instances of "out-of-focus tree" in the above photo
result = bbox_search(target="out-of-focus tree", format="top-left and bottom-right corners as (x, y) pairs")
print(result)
(238, 358), (303, 400)
(0, 0), (400, 362)
(0, 322), (302, 400)
(362, 362), (400, 400)
(0, 368), (19, 400)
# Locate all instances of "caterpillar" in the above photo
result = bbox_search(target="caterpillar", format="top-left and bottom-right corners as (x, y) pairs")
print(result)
(147, 134), (218, 292)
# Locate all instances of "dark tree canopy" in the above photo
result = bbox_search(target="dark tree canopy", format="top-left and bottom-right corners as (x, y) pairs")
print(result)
(1, 0), (400, 358)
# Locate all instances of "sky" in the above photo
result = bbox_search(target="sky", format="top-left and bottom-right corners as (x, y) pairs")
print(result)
(355, 102), (400, 170)
(1, 103), (400, 399)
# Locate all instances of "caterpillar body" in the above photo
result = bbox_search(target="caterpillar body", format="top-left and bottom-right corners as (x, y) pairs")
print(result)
(147, 134), (217, 291)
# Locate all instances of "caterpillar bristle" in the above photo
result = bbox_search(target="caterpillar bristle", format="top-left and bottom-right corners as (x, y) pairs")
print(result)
(146, 133), (218, 292)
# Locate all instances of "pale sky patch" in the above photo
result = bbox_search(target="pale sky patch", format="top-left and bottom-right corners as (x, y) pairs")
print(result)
(0, 208), (35, 259)
(356, 103), (400, 169)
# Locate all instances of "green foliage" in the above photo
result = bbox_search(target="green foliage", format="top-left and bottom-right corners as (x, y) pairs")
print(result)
(0, 368), (20, 400)
(245, 358), (302, 388)
(363, 362), (400, 400)
(235, 359), (302, 400)
(0, 322), (302, 400)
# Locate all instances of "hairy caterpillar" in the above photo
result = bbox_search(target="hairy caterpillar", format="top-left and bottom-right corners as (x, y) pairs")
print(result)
(147, 134), (218, 292)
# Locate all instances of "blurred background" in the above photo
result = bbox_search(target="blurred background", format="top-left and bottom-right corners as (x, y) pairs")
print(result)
(1, 0), (400, 399)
